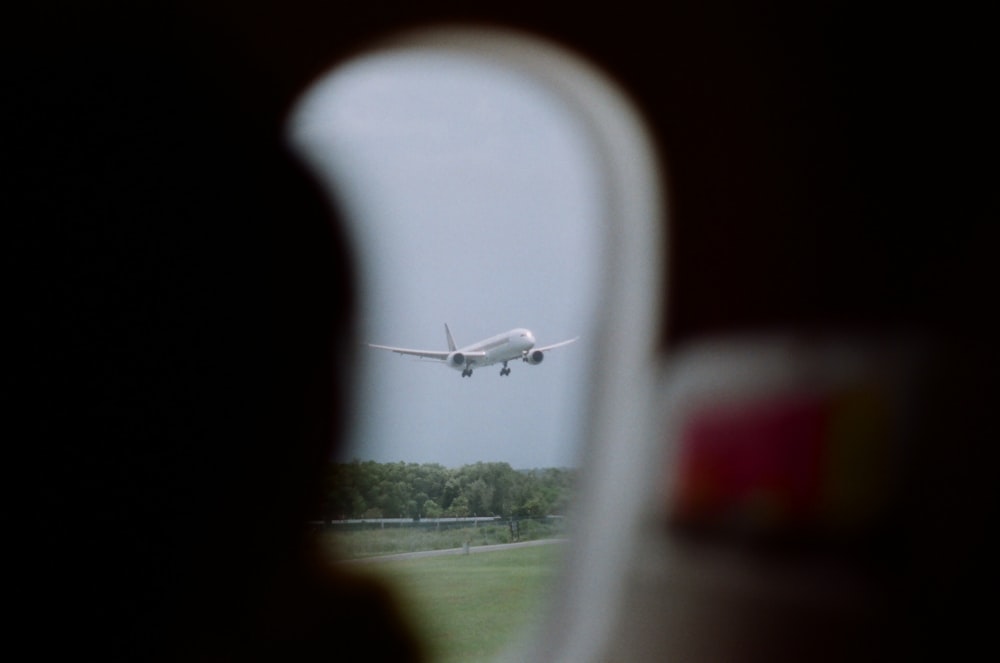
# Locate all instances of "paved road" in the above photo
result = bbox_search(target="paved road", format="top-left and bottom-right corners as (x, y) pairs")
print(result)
(341, 538), (567, 564)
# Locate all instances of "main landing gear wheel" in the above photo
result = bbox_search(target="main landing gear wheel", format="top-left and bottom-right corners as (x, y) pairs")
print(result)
(462, 368), (472, 377)
(500, 363), (510, 376)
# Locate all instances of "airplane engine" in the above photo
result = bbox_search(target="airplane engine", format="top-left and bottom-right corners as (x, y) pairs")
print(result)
(447, 351), (466, 369)
(524, 350), (544, 365)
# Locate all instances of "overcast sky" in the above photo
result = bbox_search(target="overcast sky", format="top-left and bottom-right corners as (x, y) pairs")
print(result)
(289, 51), (603, 469)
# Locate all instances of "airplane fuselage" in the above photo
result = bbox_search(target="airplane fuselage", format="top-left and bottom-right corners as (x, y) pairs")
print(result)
(454, 328), (536, 369)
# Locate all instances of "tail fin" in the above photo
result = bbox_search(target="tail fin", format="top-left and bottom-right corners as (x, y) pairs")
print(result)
(445, 323), (457, 351)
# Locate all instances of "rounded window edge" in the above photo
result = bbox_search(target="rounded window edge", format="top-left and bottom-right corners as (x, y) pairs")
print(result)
(288, 26), (668, 663)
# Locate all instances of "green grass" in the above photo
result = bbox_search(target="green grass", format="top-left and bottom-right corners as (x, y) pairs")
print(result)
(318, 521), (567, 559)
(350, 543), (565, 663)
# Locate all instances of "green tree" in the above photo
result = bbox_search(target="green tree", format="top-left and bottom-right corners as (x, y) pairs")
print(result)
(423, 499), (442, 519)
(447, 495), (470, 518)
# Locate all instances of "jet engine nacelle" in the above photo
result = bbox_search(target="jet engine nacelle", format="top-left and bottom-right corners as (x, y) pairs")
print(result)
(524, 349), (544, 365)
(447, 351), (466, 369)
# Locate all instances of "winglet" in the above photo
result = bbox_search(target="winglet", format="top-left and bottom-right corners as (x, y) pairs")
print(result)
(445, 323), (457, 352)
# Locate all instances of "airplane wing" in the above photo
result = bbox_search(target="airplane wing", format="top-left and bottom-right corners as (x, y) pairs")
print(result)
(367, 343), (450, 360)
(366, 343), (487, 361)
(534, 336), (579, 353)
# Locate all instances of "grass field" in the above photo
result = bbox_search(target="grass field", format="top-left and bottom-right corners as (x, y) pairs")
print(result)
(348, 542), (566, 663)
(319, 520), (566, 559)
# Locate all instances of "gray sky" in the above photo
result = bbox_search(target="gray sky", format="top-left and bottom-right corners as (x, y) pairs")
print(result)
(289, 51), (603, 469)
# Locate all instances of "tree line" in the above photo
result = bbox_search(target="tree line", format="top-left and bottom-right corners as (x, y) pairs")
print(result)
(323, 460), (576, 521)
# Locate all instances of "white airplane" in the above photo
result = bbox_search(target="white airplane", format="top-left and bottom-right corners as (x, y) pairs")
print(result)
(367, 324), (578, 377)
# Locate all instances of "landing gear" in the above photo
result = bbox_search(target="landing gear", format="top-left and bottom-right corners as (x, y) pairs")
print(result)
(500, 362), (511, 376)
(461, 368), (472, 378)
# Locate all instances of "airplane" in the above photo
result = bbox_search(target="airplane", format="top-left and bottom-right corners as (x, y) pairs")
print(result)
(367, 324), (578, 377)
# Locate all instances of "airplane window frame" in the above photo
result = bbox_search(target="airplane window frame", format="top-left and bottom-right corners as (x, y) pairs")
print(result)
(289, 26), (667, 663)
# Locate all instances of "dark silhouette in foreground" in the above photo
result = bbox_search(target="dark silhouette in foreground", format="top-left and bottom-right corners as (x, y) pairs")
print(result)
(11, 5), (422, 660)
